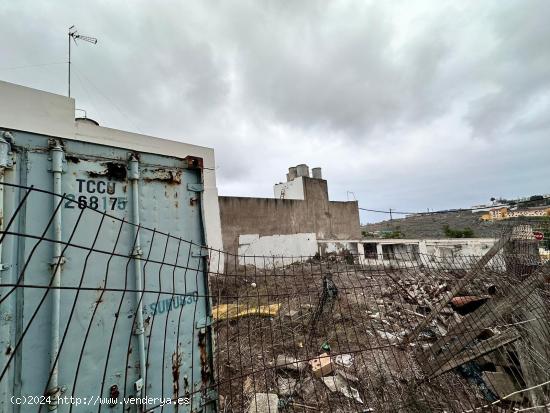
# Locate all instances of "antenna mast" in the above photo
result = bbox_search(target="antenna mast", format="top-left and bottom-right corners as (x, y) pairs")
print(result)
(68, 26), (97, 97)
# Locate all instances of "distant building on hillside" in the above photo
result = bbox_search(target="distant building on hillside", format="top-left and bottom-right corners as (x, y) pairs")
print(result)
(481, 206), (550, 221)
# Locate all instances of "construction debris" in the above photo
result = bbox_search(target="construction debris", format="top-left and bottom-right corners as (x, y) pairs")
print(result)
(333, 353), (353, 368)
(322, 375), (364, 404)
(275, 355), (307, 372)
(376, 329), (400, 343)
(247, 393), (279, 413)
(298, 377), (316, 399)
(309, 352), (334, 377)
(283, 309), (299, 318)
(336, 369), (359, 383)
(212, 224), (550, 412)
(212, 303), (280, 321)
(277, 377), (297, 397)
(450, 295), (489, 315)
(482, 369), (523, 403)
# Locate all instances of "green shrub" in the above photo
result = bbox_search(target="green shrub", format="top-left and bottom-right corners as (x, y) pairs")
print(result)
(443, 225), (474, 238)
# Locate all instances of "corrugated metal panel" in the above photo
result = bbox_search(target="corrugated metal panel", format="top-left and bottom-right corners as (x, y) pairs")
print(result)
(0, 130), (216, 412)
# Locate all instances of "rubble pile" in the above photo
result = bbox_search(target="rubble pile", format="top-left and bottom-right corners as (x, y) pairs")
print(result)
(210, 245), (549, 412)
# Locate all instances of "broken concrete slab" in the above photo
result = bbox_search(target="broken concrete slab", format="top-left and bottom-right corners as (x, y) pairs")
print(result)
(275, 354), (307, 371)
(482, 370), (523, 403)
(376, 329), (400, 343)
(283, 309), (300, 318)
(333, 353), (353, 368)
(299, 377), (316, 399)
(247, 393), (279, 413)
(336, 369), (359, 383)
(277, 377), (297, 397)
(322, 375), (363, 404)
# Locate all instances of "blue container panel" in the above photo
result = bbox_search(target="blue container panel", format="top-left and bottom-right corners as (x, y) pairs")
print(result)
(0, 131), (215, 412)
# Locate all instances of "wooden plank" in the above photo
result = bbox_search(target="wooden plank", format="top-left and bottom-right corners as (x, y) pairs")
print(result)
(403, 234), (511, 345)
(426, 329), (521, 378)
(417, 263), (548, 371)
(439, 261), (545, 352)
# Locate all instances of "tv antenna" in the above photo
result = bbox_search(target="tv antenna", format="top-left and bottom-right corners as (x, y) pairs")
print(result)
(68, 25), (97, 97)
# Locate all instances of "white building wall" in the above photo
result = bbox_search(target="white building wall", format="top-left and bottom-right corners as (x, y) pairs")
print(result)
(238, 233), (318, 267)
(423, 239), (496, 257)
(0, 80), (76, 138)
(273, 177), (305, 200)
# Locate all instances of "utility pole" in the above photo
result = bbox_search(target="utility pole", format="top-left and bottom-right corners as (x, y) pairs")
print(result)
(68, 26), (97, 98)
(389, 208), (393, 221)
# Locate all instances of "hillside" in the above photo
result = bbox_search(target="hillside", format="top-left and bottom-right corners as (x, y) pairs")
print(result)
(363, 211), (510, 239)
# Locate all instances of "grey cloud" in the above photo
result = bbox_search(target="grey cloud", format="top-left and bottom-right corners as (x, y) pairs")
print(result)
(464, 1), (550, 138)
(1, 0), (549, 224)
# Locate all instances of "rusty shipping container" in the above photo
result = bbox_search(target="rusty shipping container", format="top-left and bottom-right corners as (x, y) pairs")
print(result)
(0, 127), (217, 412)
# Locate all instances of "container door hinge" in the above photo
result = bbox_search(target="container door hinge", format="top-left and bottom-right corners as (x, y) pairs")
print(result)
(187, 183), (204, 192)
(131, 247), (143, 258)
(50, 256), (66, 267)
(0, 264), (11, 271)
(134, 378), (143, 393)
(195, 316), (213, 330)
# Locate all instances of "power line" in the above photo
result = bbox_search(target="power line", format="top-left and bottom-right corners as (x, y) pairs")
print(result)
(0, 62), (66, 71)
(72, 65), (144, 134)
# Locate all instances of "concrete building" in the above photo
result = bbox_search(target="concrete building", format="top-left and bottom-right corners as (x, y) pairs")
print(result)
(359, 238), (503, 269)
(0, 80), (224, 267)
(219, 164), (361, 266)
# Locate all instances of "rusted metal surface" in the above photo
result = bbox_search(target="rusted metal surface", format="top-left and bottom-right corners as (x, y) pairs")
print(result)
(87, 161), (128, 180)
(172, 349), (182, 403)
(198, 331), (211, 385)
(184, 156), (203, 170)
(143, 168), (182, 184)
(450, 295), (489, 315)
(109, 384), (120, 407)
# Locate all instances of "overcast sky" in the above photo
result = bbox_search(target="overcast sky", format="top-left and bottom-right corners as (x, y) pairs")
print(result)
(1, 0), (549, 223)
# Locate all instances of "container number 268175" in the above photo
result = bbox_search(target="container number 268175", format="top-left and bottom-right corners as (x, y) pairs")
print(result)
(64, 194), (127, 210)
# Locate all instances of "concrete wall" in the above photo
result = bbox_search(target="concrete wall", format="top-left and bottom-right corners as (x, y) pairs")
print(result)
(0, 80), (76, 139)
(219, 177), (361, 258)
(318, 240), (361, 255)
(0, 81), (224, 266)
(237, 233), (318, 267)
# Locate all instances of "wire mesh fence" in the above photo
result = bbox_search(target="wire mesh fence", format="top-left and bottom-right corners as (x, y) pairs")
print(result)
(0, 183), (548, 412)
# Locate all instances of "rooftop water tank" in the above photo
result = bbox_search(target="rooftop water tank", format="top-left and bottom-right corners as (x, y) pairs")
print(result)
(288, 166), (298, 181)
(296, 164), (309, 178)
(312, 167), (322, 179)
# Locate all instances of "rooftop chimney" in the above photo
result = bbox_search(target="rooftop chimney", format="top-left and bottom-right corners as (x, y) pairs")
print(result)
(288, 166), (298, 181)
(312, 167), (322, 179)
(296, 164), (310, 178)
